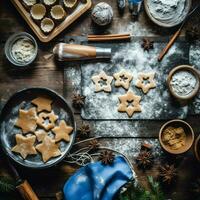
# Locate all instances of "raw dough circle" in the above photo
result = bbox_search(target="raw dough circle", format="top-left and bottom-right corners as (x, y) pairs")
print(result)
(41, 18), (55, 33)
(31, 4), (46, 20)
(63, 0), (77, 8)
(43, 0), (57, 6)
(23, 0), (37, 7)
(50, 5), (66, 20)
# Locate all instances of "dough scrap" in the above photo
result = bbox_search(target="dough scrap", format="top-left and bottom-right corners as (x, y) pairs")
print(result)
(135, 72), (156, 94)
(113, 70), (133, 90)
(11, 134), (37, 159)
(15, 108), (37, 134)
(118, 90), (142, 117)
(37, 111), (58, 131)
(35, 129), (48, 142)
(31, 96), (53, 113)
(52, 120), (73, 142)
(91, 71), (113, 93)
(36, 136), (61, 163)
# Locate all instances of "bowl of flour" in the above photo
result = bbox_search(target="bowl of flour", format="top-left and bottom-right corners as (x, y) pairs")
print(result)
(5, 32), (38, 67)
(144, 0), (191, 27)
(167, 65), (200, 101)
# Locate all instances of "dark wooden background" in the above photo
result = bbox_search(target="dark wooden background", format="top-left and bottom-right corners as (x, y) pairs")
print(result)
(0, 0), (200, 199)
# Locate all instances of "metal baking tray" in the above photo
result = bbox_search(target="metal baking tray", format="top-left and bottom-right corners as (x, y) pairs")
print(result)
(10, 0), (92, 42)
(0, 88), (76, 169)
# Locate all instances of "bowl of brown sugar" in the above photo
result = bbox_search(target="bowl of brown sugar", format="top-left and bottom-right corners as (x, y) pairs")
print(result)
(159, 119), (194, 154)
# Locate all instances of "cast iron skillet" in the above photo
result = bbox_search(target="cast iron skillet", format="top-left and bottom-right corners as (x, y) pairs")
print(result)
(0, 88), (76, 169)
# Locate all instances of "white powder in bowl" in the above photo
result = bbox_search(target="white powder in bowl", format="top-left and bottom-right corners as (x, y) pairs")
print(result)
(11, 38), (36, 64)
(170, 71), (197, 97)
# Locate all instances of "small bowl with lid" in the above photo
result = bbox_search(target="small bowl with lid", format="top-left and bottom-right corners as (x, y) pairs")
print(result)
(4, 32), (38, 68)
(167, 65), (200, 101)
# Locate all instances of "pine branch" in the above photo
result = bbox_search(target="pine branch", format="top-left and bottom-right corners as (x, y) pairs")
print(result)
(118, 176), (165, 200)
(0, 176), (15, 193)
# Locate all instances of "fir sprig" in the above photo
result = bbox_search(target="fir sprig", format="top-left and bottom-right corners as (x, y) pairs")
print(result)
(0, 176), (15, 193)
(118, 176), (165, 200)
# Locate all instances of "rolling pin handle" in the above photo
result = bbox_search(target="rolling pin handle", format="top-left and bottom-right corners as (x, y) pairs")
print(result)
(16, 180), (39, 200)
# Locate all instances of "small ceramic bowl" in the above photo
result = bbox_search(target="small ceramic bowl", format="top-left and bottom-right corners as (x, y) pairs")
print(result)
(4, 32), (38, 68)
(159, 119), (194, 154)
(167, 65), (200, 101)
(194, 135), (200, 162)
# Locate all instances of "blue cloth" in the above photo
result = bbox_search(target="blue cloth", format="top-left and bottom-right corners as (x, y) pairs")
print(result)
(63, 156), (133, 200)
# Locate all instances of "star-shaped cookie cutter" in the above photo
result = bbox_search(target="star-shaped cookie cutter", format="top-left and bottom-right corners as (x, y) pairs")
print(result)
(136, 72), (156, 94)
(91, 71), (113, 92)
(113, 70), (133, 90)
(118, 90), (142, 117)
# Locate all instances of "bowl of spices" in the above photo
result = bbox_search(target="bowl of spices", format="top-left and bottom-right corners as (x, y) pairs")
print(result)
(167, 65), (200, 101)
(194, 135), (200, 162)
(159, 119), (194, 154)
(4, 32), (38, 67)
(144, 0), (191, 27)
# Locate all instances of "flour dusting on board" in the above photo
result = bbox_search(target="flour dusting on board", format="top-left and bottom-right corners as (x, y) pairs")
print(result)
(81, 40), (188, 120)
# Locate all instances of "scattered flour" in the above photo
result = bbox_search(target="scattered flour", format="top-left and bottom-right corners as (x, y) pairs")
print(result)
(81, 40), (188, 119)
(170, 71), (197, 97)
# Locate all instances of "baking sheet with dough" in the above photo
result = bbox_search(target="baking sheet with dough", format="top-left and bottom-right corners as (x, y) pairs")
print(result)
(81, 38), (191, 120)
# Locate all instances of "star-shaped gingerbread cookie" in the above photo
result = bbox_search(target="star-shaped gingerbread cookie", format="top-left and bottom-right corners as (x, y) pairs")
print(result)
(31, 97), (53, 112)
(36, 136), (61, 163)
(91, 71), (113, 92)
(52, 120), (73, 142)
(35, 130), (48, 142)
(37, 111), (58, 131)
(15, 108), (37, 134)
(11, 134), (37, 159)
(135, 72), (156, 94)
(118, 90), (142, 117)
(113, 70), (133, 90)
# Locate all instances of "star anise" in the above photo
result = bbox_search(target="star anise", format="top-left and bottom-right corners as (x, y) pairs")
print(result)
(78, 123), (90, 137)
(141, 38), (154, 51)
(186, 26), (199, 42)
(72, 93), (85, 109)
(159, 164), (177, 184)
(136, 150), (154, 169)
(99, 150), (115, 165)
(89, 139), (99, 150)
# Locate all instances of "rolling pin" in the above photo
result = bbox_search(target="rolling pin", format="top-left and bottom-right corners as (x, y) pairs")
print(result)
(53, 43), (112, 61)
(7, 159), (39, 200)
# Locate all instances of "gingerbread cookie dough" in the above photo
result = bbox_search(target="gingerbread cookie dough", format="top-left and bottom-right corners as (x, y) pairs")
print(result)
(135, 72), (156, 94)
(11, 134), (37, 159)
(15, 108), (37, 134)
(31, 96), (53, 112)
(113, 70), (133, 90)
(92, 71), (113, 93)
(37, 111), (58, 131)
(35, 129), (48, 142)
(52, 120), (73, 142)
(118, 90), (142, 117)
(36, 136), (61, 162)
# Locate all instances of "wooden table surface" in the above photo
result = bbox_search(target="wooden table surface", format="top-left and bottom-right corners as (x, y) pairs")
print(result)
(0, 0), (200, 200)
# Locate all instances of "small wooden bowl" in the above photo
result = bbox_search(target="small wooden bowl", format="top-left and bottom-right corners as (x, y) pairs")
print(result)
(167, 65), (200, 101)
(159, 119), (194, 154)
(194, 135), (200, 162)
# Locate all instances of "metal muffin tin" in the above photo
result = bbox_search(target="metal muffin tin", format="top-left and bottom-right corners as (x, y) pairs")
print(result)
(0, 88), (76, 169)
(144, 0), (192, 27)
